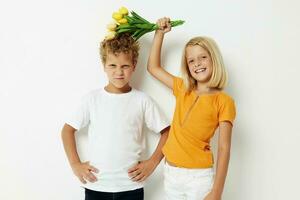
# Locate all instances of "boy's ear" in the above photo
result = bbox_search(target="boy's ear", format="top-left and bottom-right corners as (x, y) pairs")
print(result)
(102, 62), (107, 72)
(133, 61), (137, 70)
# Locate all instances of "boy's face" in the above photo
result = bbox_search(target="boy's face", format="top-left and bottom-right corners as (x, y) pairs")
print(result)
(104, 51), (136, 89)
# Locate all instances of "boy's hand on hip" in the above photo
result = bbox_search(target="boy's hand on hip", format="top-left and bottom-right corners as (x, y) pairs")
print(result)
(71, 161), (99, 184)
(128, 159), (158, 182)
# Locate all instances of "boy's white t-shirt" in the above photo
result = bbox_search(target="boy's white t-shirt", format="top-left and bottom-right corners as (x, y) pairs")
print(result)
(66, 88), (169, 192)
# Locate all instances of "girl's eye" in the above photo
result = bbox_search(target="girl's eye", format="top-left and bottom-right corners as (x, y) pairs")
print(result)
(202, 56), (207, 59)
(188, 60), (194, 63)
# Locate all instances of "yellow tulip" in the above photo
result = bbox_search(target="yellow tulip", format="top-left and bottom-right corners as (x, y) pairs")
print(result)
(112, 12), (123, 20)
(105, 31), (116, 40)
(106, 22), (117, 31)
(118, 18), (128, 24)
(119, 7), (128, 15)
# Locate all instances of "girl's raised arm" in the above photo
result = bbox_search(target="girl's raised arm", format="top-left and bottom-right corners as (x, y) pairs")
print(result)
(147, 18), (175, 89)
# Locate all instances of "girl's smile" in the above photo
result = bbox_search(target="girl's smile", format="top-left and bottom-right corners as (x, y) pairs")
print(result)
(186, 45), (213, 84)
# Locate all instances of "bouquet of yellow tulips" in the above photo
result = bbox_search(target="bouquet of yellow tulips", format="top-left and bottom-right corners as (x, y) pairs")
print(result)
(105, 7), (184, 40)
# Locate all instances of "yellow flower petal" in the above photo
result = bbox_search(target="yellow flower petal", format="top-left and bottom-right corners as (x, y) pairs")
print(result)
(112, 12), (123, 20)
(119, 7), (128, 15)
(118, 18), (128, 24)
(105, 31), (116, 40)
(107, 22), (117, 31)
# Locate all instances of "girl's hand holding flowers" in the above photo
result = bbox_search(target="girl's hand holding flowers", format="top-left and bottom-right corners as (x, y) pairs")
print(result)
(157, 17), (172, 34)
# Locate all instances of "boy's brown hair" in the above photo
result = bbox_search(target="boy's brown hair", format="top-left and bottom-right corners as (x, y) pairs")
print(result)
(100, 33), (140, 65)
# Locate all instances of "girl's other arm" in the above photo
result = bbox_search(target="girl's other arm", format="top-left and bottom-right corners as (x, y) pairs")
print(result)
(205, 121), (233, 200)
(147, 17), (175, 89)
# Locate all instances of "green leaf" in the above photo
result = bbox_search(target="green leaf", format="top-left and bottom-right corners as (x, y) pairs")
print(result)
(132, 29), (144, 38)
(125, 15), (134, 23)
(133, 29), (149, 40)
(117, 28), (135, 34)
(134, 23), (155, 30)
(131, 11), (150, 23)
(170, 20), (185, 27)
(117, 24), (132, 29)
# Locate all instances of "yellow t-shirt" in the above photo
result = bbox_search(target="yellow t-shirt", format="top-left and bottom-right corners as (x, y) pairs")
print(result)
(162, 77), (236, 168)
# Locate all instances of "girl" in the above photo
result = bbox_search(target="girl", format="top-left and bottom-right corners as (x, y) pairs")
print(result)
(147, 18), (236, 200)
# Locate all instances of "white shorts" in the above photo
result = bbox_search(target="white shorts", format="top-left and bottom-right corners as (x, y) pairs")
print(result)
(164, 162), (214, 200)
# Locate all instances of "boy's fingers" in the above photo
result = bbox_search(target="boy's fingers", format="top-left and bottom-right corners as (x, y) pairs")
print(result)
(129, 168), (142, 178)
(79, 176), (87, 184)
(84, 173), (97, 182)
(132, 173), (144, 182)
(140, 175), (147, 182)
(88, 173), (98, 182)
(128, 164), (139, 173)
(128, 169), (139, 177)
(84, 171), (96, 181)
(88, 165), (99, 173)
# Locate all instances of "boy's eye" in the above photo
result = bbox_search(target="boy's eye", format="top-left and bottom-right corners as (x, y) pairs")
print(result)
(107, 64), (116, 69)
(122, 65), (130, 69)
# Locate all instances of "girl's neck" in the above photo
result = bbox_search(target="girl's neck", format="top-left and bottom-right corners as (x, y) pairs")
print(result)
(195, 83), (219, 95)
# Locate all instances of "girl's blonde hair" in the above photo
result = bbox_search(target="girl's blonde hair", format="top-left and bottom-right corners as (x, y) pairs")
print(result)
(181, 36), (227, 92)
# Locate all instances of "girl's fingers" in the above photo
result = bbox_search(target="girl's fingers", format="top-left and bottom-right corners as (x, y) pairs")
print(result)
(157, 17), (171, 30)
(160, 21), (164, 30)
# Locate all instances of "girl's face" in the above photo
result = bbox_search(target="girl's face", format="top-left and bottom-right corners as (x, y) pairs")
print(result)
(185, 45), (213, 84)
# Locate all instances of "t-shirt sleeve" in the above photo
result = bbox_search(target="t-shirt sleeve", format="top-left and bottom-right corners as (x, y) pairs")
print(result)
(144, 96), (170, 133)
(172, 77), (184, 97)
(65, 94), (90, 130)
(218, 95), (236, 126)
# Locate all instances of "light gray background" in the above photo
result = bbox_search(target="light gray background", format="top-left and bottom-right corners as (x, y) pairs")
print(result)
(1, 0), (300, 199)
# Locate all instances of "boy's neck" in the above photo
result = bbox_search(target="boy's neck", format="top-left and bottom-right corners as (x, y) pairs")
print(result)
(105, 83), (132, 94)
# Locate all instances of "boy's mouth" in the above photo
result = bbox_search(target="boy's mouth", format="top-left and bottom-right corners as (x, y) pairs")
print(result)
(195, 67), (206, 74)
(114, 77), (125, 79)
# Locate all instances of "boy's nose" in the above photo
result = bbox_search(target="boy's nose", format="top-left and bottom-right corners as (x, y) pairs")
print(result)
(115, 68), (124, 75)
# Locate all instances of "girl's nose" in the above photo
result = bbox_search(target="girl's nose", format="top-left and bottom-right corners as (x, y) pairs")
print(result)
(195, 62), (201, 68)
(195, 60), (203, 68)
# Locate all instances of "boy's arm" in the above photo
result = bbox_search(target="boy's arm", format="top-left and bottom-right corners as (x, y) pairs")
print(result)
(204, 121), (233, 200)
(61, 123), (98, 184)
(147, 17), (175, 89)
(128, 126), (170, 182)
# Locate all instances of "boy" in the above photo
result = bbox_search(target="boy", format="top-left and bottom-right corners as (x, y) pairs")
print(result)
(61, 33), (169, 200)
